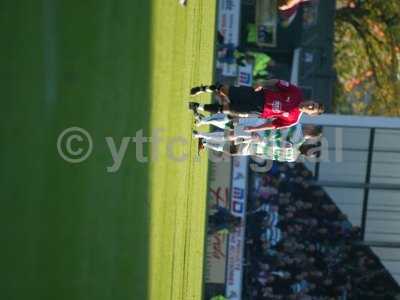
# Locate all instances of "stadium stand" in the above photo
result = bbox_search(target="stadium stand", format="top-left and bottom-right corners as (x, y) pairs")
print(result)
(243, 162), (400, 300)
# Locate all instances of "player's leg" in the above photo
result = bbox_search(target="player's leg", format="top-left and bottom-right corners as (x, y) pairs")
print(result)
(189, 102), (224, 115)
(192, 130), (237, 142)
(222, 86), (264, 117)
(202, 140), (245, 156)
(190, 83), (224, 96)
(200, 141), (251, 156)
(202, 140), (226, 152)
(195, 113), (230, 128)
(231, 142), (253, 156)
(188, 84), (234, 114)
(189, 85), (259, 117)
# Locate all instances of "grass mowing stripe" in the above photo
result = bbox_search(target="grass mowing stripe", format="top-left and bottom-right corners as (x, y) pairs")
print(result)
(183, 142), (195, 299)
(148, 0), (216, 299)
(1, 1), (151, 300)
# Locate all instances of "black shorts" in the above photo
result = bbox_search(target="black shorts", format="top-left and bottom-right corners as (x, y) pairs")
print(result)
(228, 86), (264, 114)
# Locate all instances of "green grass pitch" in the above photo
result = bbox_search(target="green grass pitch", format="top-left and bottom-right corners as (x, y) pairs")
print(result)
(0, 1), (216, 300)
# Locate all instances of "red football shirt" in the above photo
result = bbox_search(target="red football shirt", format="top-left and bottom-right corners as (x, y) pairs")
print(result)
(260, 80), (304, 128)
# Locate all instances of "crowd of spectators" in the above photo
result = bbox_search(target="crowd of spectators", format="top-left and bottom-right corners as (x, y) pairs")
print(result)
(243, 162), (400, 300)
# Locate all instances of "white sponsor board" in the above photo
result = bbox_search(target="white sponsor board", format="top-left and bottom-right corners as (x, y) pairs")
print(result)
(225, 156), (248, 300)
(218, 0), (241, 77)
(237, 63), (253, 87)
(205, 151), (232, 284)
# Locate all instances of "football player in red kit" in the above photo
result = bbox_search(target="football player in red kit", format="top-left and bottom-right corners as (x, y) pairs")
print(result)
(189, 79), (324, 131)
